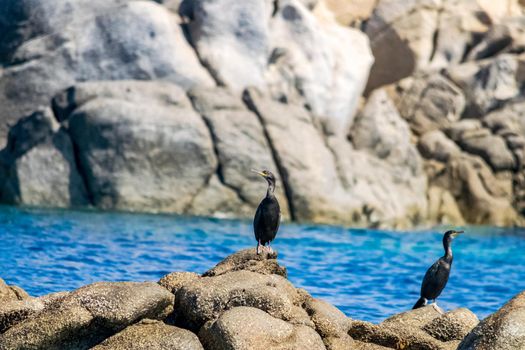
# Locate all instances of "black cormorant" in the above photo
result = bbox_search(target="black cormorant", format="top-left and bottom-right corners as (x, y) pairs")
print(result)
(413, 230), (463, 309)
(252, 169), (281, 255)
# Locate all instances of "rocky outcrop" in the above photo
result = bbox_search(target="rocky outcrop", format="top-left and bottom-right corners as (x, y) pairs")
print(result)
(0, 282), (174, 350)
(458, 291), (525, 350)
(1, 0), (525, 227)
(0, 250), (522, 349)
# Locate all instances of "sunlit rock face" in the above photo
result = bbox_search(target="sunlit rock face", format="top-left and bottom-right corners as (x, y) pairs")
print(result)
(0, 0), (525, 226)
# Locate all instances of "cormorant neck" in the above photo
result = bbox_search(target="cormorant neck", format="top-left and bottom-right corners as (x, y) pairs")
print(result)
(443, 239), (453, 262)
(266, 182), (275, 198)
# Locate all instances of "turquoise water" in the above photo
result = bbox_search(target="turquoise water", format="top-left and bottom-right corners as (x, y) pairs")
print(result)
(0, 206), (524, 323)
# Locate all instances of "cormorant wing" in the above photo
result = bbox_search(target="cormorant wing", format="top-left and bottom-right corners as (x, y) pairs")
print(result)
(253, 204), (263, 241)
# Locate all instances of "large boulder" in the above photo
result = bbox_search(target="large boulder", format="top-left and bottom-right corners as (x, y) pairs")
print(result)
(268, 0), (373, 133)
(423, 308), (479, 342)
(91, 319), (204, 350)
(0, 109), (89, 207)
(458, 291), (525, 350)
(244, 87), (427, 228)
(199, 307), (325, 350)
(187, 87), (290, 219)
(64, 81), (217, 213)
(175, 270), (310, 330)
(189, 0), (271, 91)
(188, 0), (373, 133)
(350, 306), (478, 349)
(243, 87), (354, 224)
(0, 282), (174, 350)
(365, 0), (491, 92)
(365, 0), (440, 91)
(0, 0), (213, 147)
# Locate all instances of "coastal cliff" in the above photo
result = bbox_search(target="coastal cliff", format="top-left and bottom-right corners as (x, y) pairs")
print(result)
(1, 0), (525, 227)
(0, 249), (523, 349)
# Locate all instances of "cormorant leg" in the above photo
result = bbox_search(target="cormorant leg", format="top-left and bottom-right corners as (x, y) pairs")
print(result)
(257, 240), (261, 255)
(432, 301), (445, 314)
(267, 242), (273, 254)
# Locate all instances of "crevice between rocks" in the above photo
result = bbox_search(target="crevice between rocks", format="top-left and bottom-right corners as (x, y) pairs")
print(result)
(428, 7), (442, 63)
(187, 94), (251, 206)
(50, 107), (95, 207)
(241, 90), (297, 221)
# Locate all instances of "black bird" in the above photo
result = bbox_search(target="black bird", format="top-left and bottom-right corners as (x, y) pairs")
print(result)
(252, 169), (281, 255)
(413, 230), (463, 310)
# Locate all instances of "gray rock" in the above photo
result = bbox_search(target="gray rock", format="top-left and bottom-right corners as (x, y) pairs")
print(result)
(187, 87), (290, 219)
(198, 306), (325, 350)
(0, 282), (174, 350)
(429, 0), (492, 70)
(243, 87), (355, 224)
(365, 0), (439, 91)
(0, 302), (94, 350)
(0, 299), (44, 333)
(0, 279), (27, 303)
(418, 130), (462, 162)
(397, 73), (466, 135)
(351, 89), (422, 172)
(0, 109), (89, 207)
(189, 0), (271, 91)
(159, 272), (201, 295)
(66, 81), (217, 213)
(0, 0), (213, 147)
(423, 308), (479, 342)
(429, 154), (519, 226)
(446, 55), (523, 117)
(458, 291), (525, 350)
(426, 185), (466, 225)
(381, 305), (443, 330)
(268, 0), (373, 134)
(202, 248), (287, 278)
(91, 319), (203, 350)
(349, 319), (449, 350)
(176, 269), (308, 330)
(467, 17), (525, 61)
(456, 129), (516, 172)
(302, 297), (351, 339)
(444, 119), (484, 142)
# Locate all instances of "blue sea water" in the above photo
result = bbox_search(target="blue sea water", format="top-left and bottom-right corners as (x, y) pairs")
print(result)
(0, 206), (524, 323)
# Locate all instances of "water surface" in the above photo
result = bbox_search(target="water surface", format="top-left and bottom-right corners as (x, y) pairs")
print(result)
(0, 206), (524, 323)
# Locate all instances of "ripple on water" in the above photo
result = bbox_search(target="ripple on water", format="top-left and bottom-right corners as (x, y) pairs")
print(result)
(0, 206), (524, 323)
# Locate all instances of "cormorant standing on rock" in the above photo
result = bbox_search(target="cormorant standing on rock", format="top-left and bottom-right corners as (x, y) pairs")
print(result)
(252, 169), (281, 255)
(413, 230), (463, 310)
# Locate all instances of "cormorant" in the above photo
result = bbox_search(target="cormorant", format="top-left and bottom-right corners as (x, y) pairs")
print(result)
(412, 230), (463, 309)
(252, 169), (281, 255)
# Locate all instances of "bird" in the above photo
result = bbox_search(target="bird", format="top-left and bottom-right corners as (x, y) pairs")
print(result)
(252, 169), (281, 255)
(412, 230), (464, 310)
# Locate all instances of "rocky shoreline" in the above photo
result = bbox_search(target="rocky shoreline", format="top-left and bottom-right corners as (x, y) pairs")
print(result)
(0, 249), (523, 350)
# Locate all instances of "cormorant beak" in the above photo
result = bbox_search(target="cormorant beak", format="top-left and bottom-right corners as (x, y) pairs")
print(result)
(251, 169), (267, 178)
(452, 230), (464, 237)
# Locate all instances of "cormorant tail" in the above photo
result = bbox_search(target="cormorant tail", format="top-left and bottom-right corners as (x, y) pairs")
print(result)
(412, 297), (427, 309)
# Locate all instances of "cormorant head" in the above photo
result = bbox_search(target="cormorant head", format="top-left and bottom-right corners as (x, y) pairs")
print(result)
(252, 169), (276, 183)
(251, 169), (277, 189)
(443, 229), (463, 243)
